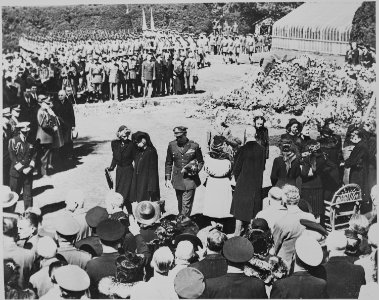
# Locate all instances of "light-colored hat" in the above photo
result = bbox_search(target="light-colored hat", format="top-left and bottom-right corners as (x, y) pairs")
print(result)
(37, 236), (57, 258)
(1, 185), (19, 208)
(55, 214), (80, 236)
(16, 122), (31, 132)
(174, 267), (205, 299)
(326, 231), (347, 251)
(133, 201), (160, 225)
(295, 235), (323, 266)
(54, 265), (90, 291)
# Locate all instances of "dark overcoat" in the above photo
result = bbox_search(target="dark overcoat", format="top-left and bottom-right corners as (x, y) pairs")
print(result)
(130, 146), (160, 203)
(165, 139), (204, 191)
(203, 273), (267, 299)
(270, 156), (301, 188)
(110, 139), (136, 204)
(52, 98), (76, 143)
(270, 271), (328, 299)
(230, 141), (265, 221)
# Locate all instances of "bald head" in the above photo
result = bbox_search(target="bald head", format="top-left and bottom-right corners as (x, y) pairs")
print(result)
(245, 127), (257, 142)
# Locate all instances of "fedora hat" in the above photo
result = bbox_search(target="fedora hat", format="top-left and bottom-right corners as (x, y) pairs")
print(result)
(1, 185), (19, 208)
(133, 201), (160, 225)
(223, 236), (254, 263)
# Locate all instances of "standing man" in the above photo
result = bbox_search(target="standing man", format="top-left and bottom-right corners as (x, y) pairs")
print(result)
(8, 122), (37, 211)
(165, 126), (204, 217)
(141, 54), (156, 98)
(19, 87), (39, 143)
(53, 90), (76, 161)
(230, 126), (265, 236)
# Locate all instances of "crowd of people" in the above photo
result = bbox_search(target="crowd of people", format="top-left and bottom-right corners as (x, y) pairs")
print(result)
(2, 97), (377, 298)
(2, 28), (272, 104)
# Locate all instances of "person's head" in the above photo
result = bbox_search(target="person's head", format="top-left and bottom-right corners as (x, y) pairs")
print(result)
(326, 230), (347, 254)
(301, 122), (311, 136)
(3, 213), (18, 240)
(64, 189), (85, 212)
(223, 236), (254, 269)
(368, 223), (378, 249)
(4, 258), (20, 286)
(97, 219), (125, 249)
(254, 116), (266, 129)
(55, 265), (90, 299)
(352, 111), (362, 124)
(151, 246), (174, 275)
(286, 119), (301, 135)
(11, 105), (20, 118)
(55, 215), (80, 244)
(24, 88), (31, 98)
(295, 235), (323, 269)
(244, 126), (257, 142)
(279, 140), (296, 157)
(17, 212), (39, 240)
(267, 186), (284, 205)
(105, 191), (124, 214)
(58, 90), (66, 101)
(371, 185), (378, 208)
(206, 228), (227, 253)
(173, 126), (188, 143)
(65, 86), (73, 96)
(135, 135), (147, 149)
(117, 125), (131, 141)
(37, 236), (58, 259)
(349, 214), (369, 236)
(282, 184), (300, 206)
(175, 240), (195, 262)
(174, 267), (205, 299)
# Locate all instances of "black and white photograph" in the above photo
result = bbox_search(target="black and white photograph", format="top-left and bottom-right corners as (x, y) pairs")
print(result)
(1, 0), (377, 298)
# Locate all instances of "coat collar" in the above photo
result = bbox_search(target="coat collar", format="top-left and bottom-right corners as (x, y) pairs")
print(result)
(175, 139), (191, 154)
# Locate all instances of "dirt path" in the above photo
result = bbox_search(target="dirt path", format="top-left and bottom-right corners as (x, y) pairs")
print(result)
(31, 57), (283, 215)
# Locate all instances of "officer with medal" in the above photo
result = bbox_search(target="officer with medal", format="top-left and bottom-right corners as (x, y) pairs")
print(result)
(165, 126), (204, 217)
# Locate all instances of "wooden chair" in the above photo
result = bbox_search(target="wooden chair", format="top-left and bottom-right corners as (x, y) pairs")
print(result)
(324, 184), (362, 232)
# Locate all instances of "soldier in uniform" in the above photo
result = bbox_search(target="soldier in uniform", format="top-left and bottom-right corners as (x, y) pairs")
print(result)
(3, 107), (13, 185)
(141, 54), (156, 98)
(9, 105), (21, 137)
(8, 122), (37, 211)
(165, 126), (204, 217)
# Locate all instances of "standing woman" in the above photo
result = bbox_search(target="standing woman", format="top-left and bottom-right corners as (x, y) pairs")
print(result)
(107, 125), (135, 213)
(280, 118), (302, 156)
(130, 131), (160, 203)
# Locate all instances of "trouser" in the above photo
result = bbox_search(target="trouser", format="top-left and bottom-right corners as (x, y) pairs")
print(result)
(60, 141), (74, 159)
(40, 144), (52, 176)
(144, 80), (153, 98)
(153, 78), (162, 96)
(3, 156), (11, 185)
(162, 77), (171, 95)
(109, 83), (118, 100)
(175, 189), (195, 217)
(10, 174), (33, 211)
(118, 80), (127, 100)
(127, 79), (137, 97)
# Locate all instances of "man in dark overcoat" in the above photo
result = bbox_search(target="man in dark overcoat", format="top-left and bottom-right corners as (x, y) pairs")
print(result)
(230, 126), (265, 235)
(8, 122), (37, 211)
(53, 90), (76, 160)
(202, 236), (267, 299)
(165, 126), (204, 217)
(19, 87), (39, 144)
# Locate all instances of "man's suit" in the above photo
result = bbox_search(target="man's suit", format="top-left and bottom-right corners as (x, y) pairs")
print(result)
(165, 138), (204, 216)
(190, 253), (227, 279)
(203, 273), (267, 299)
(323, 256), (366, 298)
(19, 96), (39, 143)
(270, 271), (328, 299)
(8, 134), (37, 210)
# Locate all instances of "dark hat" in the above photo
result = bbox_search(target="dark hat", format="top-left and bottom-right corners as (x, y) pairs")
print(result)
(174, 267), (205, 299)
(75, 236), (103, 257)
(115, 252), (144, 283)
(54, 265), (90, 291)
(97, 219), (125, 242)
(173, 126), (187, 134)
(223, 236), (254, 263)
(300, 219), (328, 236)
(174, 228), (202, 251)
(320, 126), (333, 137)
(133, 201), (160, 225)
(251, 218), (270, 232)
(286, 118), (302, 132)
(117, 125), (131, 133)
(210, 135), (225, 152)
(85, 206), (108, 228)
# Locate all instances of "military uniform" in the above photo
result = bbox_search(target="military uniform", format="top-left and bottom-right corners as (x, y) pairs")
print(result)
(8, 126), (37, 210)
(165, 130), (204, 216)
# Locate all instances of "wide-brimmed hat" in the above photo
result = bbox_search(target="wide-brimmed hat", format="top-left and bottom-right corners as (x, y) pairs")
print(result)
(54, 265), (90, 292)
(223, 236), (254, 263)
(295, 235), (323, 267)
(1, 185), (19, 208)
(133, 201), (160, 225)
(285, 118), (302, 132)
(115, 252), (144, 283)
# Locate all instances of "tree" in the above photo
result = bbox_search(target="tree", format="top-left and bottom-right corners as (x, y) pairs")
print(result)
(351, 2), (376, 48)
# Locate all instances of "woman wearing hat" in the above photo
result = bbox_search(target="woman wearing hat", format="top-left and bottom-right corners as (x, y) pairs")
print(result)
(281, 118), (303, 156)
(130, 131), (160, 203)
(108, 125), (136, 213)
(202, 135), (234, 221)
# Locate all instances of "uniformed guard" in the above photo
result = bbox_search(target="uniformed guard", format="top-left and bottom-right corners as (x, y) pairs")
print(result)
(165, 126), (204, 217)
(8, 122), (37, 212)
(53, 264), (90, 299)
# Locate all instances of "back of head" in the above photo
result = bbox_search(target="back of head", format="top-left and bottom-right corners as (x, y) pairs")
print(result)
(282, 184), (300, 206)
(3, 214), (18, 239)
(349, 214), (369, 236)
(207, 229), (227, 252)
(151, 246), (174, 274)
(105, 191), (124, 211)
(175, 240), (195, 261)
(326, 231), (347, 252)
(244, 127), (257, 142)
(268, 187), (283, 203)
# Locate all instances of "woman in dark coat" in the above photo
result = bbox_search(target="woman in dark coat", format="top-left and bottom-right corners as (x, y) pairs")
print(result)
(130, 131), (160, 203)
(300, 140), (327, 219)
(280, 118), (302, 156)
(230, 127), (265, 236)
(108, 125), (136, 213)
(271, 141), (301, 188)
(344, 129), (370, 202)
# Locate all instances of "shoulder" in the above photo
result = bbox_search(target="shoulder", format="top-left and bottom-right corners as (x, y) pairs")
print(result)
(111, 139), (120, 146)
(168, 140), (177, 147)
(188, 140), (200, 148)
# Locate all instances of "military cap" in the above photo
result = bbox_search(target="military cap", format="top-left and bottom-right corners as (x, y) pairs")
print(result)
(174, 267), (205, 299)
(10, 104), (21, 112)
(223, 236), (254, 263)
(54, 214), (80, 236)
(97, 219), (125, 242)
(37, 94), (49, 103)
(37, 236), (57, 258)
(3, 107), (11, 117)
(85, 206), (108, 228)
(295, 235), (323, 266)
(173, 126), (188, 134)
(54, 265), (90, 291)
